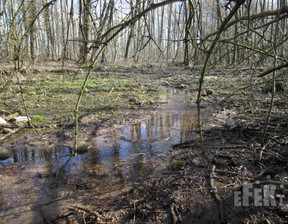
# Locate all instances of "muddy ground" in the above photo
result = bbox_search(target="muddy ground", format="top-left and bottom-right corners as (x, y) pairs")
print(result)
(0, 64), (288, 223)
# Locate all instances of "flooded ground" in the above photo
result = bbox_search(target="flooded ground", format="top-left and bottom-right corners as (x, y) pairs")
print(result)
(1, 87), (211, 167)
(0, 86), (212, 223)
(1, 65), (287, 223)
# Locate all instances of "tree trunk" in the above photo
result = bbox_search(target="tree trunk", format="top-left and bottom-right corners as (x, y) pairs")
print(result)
(184, 1), (193, 65)
(79, 0), (91, 64)
(29, 0), (37, 62)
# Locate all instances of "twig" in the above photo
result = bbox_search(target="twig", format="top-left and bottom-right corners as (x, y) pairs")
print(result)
(72, 205), (109, 222)
(210, 165), (226, 223)
(83, 211), (87, 224)
(196, 0), (245, 168)
(133, 199), (141, 223)
(55, 156), (72, 177)
(253, 180), (288, 186)
(207, 144), (250, 150)
(0, 126), (26, 142)
(17, 72), (41, 137)
(51, 211), (74, 222)
(215, 169), (239, 176)
(170, 203), (182, 224)
(15, 0), (57, 69)
(0, 71), (14, 93)
(260, 5), (281, 147)
(74, 46), (106, 154)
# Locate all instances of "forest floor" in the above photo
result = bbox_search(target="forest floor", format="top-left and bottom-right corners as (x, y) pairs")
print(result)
(0, 63), (288, 223)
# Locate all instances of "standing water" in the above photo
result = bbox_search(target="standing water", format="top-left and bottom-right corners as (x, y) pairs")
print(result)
(0, 86), (211, 223)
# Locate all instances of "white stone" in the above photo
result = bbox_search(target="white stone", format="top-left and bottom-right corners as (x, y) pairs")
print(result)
(0, 117), (7, 125)
(13, 116), (29, 123)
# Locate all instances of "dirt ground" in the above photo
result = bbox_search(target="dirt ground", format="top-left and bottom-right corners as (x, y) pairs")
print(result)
(0, 64), (288, 223)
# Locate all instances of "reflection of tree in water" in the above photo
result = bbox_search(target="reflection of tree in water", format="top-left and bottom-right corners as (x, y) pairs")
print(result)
(110, 130), (124, 183)
(129, 154), (154, 180)
(43, 147), (52, 164)
(82, 143), (100, 178)
(180, 111), (195, 143)
(46, 145), (72, 176)
(165, 112), (174, 137)
(88, 148), (99, 165)
(10, 144), (29, 163)
(146, 116), (154, 138)
(130, 122), (142, 141)
(144, 109), (198, 144)
(145, 112), (177, 140)
(160, 113), (164, 137)
(131, 122), (135, 140)
(12, 148), (18, 163)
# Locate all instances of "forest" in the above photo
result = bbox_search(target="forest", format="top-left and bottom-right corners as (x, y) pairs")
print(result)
(0, 0), (288, 223)
(0, 0), (286, 66)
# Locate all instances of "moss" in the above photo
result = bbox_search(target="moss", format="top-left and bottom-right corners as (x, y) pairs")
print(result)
(206, 89), (214, 95)
(0, 147), (13, 160)
(76, 142), (92, 154)
(200, 96), (206, 101)
(31, 115), (44, 125)
(170, 160), (184, 170)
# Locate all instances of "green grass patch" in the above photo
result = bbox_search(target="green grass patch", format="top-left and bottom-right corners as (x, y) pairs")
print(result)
(0, 69), (163, 125)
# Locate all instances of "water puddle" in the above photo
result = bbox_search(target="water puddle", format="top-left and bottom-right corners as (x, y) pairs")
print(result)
(89, 87), (211, 178)
(0, 86), (212, 222)
(1, 87), (211, 170)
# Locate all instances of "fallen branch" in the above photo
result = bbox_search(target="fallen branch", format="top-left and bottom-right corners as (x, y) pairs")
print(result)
(258, 62), (288, 78)
(210, 165), (226, 223)
(207, 144), (250, 150)
(133, 199), (141, 223)
(253, 180), (288, 186)
(170, 203), (182, 224)
(0, 126), (26, 142)
(72, 205), (109, 222)
(215, 169), (240, 176)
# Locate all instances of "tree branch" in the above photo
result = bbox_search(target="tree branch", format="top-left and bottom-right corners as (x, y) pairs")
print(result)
(90, 0), (184, 49)
(202, 6), (288, 42)
(258, 62), (288, 77)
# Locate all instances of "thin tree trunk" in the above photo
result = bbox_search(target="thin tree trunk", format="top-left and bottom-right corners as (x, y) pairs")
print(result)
(29, 0), (37, 62)
(184, 1), (193, 65)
